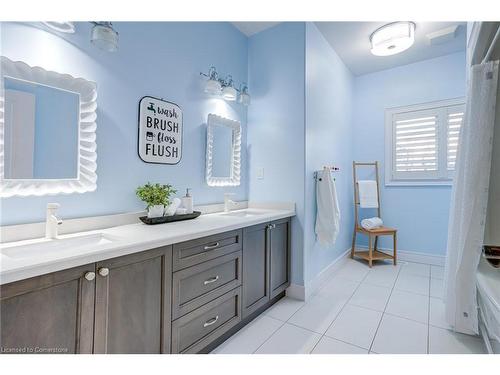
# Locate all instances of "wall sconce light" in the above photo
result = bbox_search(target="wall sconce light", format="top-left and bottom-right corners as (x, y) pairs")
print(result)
(221, 75), (237, 101)
(238, 84), (251, 106)
(200, 66), (250, 105)
(91, 22), (119, 52)
(203, 66), (222, 95)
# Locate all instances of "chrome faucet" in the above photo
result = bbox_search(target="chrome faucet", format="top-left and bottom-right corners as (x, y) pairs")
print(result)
(224, 193), (238, 213)
(46, 203), (63, 239)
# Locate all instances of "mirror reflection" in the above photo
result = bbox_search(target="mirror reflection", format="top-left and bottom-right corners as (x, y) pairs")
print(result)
(211, 124), (234, 177)
(3, 77), (79, 180)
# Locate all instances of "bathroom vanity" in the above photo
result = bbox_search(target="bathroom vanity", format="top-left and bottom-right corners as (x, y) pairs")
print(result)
(0, 208), (293, 354)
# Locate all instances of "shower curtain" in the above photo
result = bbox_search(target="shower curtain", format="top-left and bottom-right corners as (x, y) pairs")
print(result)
(444, 60), (499, 335)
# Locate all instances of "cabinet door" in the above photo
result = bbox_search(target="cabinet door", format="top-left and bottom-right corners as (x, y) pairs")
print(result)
(270, 218), (291, 299)
(242, 222), (270, 318)
(0, 264), (95, 354)
(93, 246), (172, 354)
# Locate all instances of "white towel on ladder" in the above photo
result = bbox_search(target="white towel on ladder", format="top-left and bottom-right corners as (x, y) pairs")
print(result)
(315, 167), (341, 246)
(357, 180), (379, 208)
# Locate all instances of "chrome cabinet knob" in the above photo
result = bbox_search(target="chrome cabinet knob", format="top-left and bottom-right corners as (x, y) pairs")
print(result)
(84, 272), (96, 281)
(98, 267), (109, 277)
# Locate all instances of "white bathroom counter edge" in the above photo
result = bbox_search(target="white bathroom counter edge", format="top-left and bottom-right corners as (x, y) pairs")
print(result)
(0, 207), (295, 285)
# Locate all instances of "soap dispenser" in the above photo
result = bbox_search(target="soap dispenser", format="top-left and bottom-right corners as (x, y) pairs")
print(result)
(182, 188), (193, 214)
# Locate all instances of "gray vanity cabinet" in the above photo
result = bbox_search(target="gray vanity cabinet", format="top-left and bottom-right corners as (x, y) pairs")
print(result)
(242, 222), (271, 318)
(0, 264), (96, 354)
(93, 246), (172, 354)
(0, 217), (291, 354)
(269, 218), (291, 299)
(242, 218), (291, 318)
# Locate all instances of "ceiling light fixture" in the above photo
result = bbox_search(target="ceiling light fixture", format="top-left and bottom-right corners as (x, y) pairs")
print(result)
(91, 22), (119, 52)
(370, 21), (416, 56)
(42, 22), (75, 34)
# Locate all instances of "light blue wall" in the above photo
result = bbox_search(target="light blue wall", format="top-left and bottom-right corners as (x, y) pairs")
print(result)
(4, 77), (79, 179)
(352, 51), (467, 255)
(0, 22), (248, 225)
(304, 23), (354, 283)
(247, 23), (306, 285)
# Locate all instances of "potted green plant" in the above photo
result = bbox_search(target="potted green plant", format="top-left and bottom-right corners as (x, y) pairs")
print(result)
(136, 182), (177, 218)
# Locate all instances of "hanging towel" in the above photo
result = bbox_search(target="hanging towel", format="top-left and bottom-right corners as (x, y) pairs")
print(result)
(357, 180), (379, 208)
(315, 167), (341, 246)
(361, 217), (383, 230)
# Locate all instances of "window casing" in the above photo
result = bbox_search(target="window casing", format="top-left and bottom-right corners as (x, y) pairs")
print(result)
(385, 98), (465, 186)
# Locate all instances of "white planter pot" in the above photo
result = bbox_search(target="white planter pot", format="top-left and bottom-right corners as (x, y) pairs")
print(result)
(147, 205), (165, 218)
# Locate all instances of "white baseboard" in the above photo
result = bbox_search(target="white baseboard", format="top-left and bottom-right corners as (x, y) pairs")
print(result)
(286, 246), (446, 302)
(286, 247), (351, 301)
(356, 245), (446, 266)
(286, 283), (306, 300)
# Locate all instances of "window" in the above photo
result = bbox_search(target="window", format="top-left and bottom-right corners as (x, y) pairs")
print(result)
(385, 98), (465, 185)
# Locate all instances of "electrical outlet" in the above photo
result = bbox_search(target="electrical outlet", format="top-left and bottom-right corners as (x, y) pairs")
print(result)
(257, 167), (264, 180)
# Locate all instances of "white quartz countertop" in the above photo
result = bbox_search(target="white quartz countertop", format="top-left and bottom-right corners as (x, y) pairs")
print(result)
(0, 207), (295, 285)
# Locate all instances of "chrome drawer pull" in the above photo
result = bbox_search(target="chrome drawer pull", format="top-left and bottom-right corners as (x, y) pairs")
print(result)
(203, 315), (219, 327)
(203, 242), (220, 250)
(204, 275), (220, 285)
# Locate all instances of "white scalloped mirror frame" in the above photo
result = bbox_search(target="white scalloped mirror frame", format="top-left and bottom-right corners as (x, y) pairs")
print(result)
(0, 56), (97, 197)
(205, 113), (241, 187)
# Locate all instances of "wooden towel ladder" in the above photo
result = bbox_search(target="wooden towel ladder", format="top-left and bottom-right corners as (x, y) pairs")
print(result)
(351, 161), (397, 267)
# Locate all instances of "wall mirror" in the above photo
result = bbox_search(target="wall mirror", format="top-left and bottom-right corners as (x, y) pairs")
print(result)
(205, 114), (241, 187)
(0, 56), (97, 197)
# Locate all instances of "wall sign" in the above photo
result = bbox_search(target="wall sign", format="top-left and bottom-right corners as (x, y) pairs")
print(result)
(138, 96), (183, 164)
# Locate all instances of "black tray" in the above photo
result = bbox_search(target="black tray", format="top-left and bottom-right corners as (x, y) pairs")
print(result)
(139, 211), (201, 225)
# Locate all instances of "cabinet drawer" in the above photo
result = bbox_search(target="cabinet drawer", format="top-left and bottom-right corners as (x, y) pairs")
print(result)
(171, 287), (241, 354)
(172, 251), (242, 319)
(173, 229), (242, 271)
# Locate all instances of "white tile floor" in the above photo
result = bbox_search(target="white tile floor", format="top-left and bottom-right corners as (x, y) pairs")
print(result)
(212, 258), (486, 354)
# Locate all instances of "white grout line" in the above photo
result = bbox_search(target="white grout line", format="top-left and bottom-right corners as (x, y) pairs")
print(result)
(218, 260), (437, 354)
(367, 263), (403, 353)
(308, 265), (372, 353)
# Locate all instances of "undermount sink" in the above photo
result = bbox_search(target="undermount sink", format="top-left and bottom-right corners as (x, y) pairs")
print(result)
(221, 209), (270, 218)
(0, 233), (116, 260)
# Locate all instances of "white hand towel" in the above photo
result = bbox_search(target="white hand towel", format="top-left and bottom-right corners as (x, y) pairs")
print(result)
(361, 217), (383, 230)
(357, 180), (379, 208)
(165, 197), (181, 216)
(315, 167), (341, 246)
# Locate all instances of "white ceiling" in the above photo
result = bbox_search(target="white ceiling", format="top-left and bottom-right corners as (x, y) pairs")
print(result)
(231, 22), (280, 36)
(315, 22), (467, 76)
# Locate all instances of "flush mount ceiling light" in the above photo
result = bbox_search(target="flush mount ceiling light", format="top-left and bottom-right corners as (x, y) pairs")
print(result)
(42, 21), (75, 33)
(91, 22), (119, 52)
(370, 22), (416, 56)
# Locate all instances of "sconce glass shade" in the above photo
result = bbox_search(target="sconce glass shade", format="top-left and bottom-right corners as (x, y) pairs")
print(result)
(204, 79), (222, 95)
(42, 22), (75, 33)
(239, 92), (251, 106)
(370, 22), (415, 56)
(222, 86), (237, 101)
(91, 22), (119, 52)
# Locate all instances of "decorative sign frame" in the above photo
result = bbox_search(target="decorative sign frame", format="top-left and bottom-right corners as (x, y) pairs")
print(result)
(138, 96), (183, 164)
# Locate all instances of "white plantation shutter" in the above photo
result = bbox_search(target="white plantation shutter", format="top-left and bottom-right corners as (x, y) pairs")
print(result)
(446, 106), (464, 172)
(392, 108), (440, 180)
(386, 99), (465, 184)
